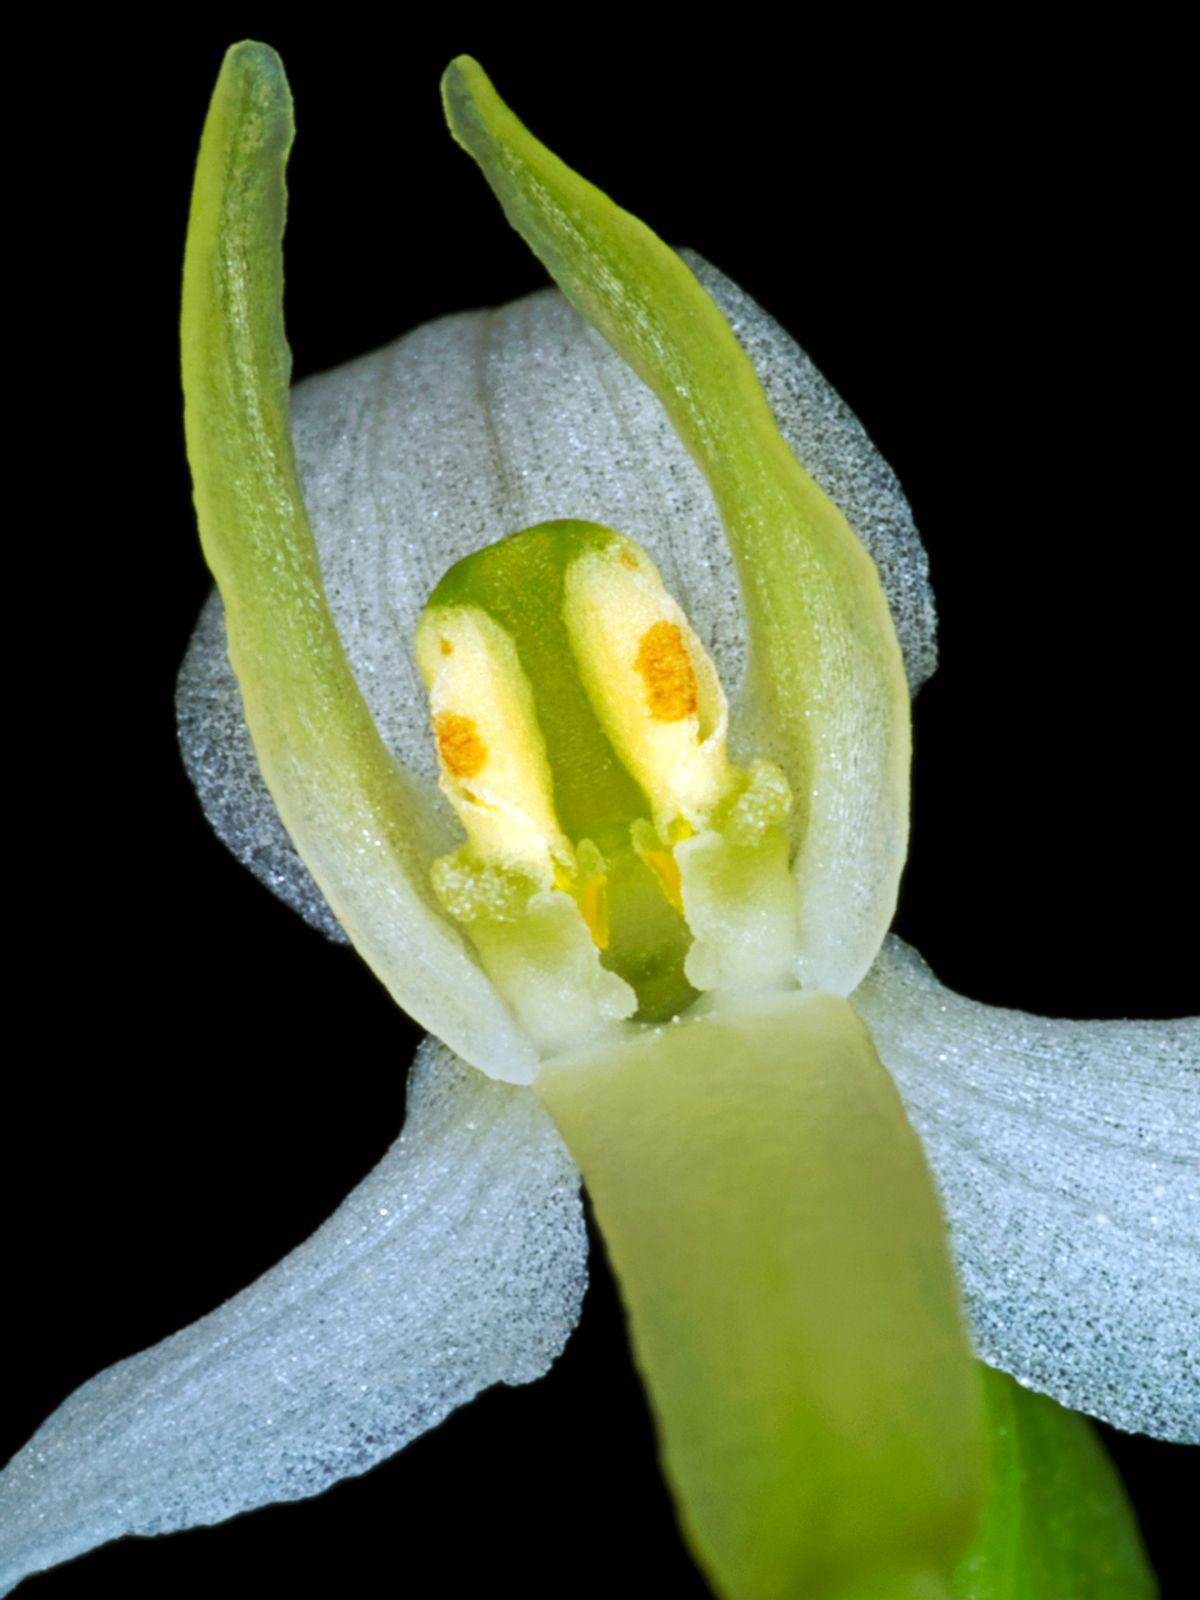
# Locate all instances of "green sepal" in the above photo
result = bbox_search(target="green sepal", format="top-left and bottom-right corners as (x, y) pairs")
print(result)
(442, 57), (911, 997)
(535, 992), (983, 1600)
(181, 42), (535, 1081)
(952, 1366), (1158, 1599)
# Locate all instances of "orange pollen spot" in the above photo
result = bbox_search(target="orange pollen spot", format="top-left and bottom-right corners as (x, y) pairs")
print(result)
(634, 621), (698, 722)
(434, 711), (487, 779)
(439, 636), (453, 655)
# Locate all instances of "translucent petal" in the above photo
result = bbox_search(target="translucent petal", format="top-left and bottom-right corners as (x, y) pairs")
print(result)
(178, 260), (935, 948)
(0, 1039), (587, 1594)
(853, 936), (1200, 1443)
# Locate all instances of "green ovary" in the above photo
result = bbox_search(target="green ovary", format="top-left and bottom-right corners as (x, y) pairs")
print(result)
(415, 520), (801, 1051)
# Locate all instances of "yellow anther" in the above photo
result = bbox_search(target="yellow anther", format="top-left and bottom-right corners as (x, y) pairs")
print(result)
(434, 711), (487, 780)
(564, 533), (736, 835)
(416, 603), (571, 885)
(576, 873), (611, 949)
(635, 621), (698, 722)
(639, 846), (684, 914)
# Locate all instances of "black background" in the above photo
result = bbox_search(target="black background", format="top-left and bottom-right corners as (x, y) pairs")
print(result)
(8, 17), (1196, 1597)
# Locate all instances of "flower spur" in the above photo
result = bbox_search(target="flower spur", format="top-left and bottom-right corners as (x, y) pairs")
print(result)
(4, 37), (1196, 1600)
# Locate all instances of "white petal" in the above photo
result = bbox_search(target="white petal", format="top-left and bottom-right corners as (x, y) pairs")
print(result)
(853, 936), (1200, 1442)
(177, 257), (935, 943)
(0, 1044), (586, 1594)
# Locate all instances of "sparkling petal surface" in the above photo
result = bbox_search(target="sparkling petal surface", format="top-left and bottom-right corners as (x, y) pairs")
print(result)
(177, 257), (935, 942)
(0, 1040), (587, 1594)
(853, 936), (1200, 1442)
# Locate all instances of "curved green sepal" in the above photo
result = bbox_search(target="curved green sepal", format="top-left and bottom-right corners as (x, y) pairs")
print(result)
(442, 58), (911, 996)
(952, 1366), (1158, 1599)
(535, 993), (982, 1600)
(181, 43), (535, 1081)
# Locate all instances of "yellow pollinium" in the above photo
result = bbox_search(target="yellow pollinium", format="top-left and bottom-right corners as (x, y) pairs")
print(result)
(432, 710), (488, 780)
(576, 870), (611, 949)
(635, 836), (685, 914)
(563, 536), (736, 836)
(415, 604), (571, 886)
(635, 620), (698, 721)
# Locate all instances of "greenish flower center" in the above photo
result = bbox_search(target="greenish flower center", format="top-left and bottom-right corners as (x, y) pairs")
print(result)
(417, 520), (800, 1054)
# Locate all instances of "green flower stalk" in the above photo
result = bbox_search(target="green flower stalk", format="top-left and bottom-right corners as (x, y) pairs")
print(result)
(1, 42), (1194, 1600)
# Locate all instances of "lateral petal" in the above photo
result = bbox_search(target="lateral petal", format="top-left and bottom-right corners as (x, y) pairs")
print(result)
(0, 1039), (586, 1594)
(853, 936), (1199, 1442)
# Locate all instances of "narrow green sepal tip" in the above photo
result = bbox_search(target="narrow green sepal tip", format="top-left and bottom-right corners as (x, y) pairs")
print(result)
(222, 38), (286, 80)
(441, 53), (490, 117)
(213, 39), (292, 127)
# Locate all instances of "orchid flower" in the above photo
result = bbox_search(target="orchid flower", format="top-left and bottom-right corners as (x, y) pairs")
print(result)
(3, 41), (1196, 1600)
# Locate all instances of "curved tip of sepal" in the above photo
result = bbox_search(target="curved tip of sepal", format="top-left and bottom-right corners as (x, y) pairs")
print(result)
(189, 43), (293, 263)
(441, 54), (504, 159)
(441, 53), (487, 100)
(214, 39), (291, 114)
(222, 38), (284, 73)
